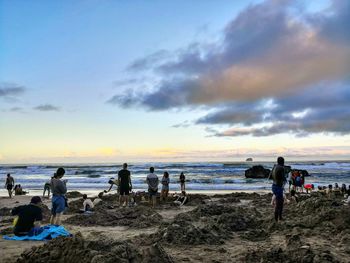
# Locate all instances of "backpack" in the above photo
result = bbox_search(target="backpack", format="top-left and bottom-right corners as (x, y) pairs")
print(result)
(295, 176), (302, 187)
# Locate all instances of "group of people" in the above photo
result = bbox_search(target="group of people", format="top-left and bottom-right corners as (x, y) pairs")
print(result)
(4, 174), (28, 198)
(6, 164), (188, 237)
(104, 164), (187, 208)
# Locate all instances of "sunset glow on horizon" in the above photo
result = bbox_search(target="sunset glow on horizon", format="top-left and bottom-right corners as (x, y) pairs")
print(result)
(1, 0), (350, 164)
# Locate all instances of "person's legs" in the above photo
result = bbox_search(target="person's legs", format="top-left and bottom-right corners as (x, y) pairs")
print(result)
(43, 188), (46, 197)
(152, 195), (156, 208)
(278, 198), (284, 220)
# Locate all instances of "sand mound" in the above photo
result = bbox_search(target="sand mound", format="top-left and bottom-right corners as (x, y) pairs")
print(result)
(65, 206), (162, 228)
(65, 191), (84, 198)
(17, 232), (174, 263)
(155, 203), (260, 245)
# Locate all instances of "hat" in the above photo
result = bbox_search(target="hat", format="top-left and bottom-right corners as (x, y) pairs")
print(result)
(31, 196), (42, 204)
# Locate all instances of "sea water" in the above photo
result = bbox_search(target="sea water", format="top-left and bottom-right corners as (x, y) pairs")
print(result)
(1, 161), (350, 196)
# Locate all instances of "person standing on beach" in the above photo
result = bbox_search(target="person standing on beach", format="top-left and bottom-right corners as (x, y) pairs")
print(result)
(5, 173), (15, 198)
(161, 172), (170, 202)
(271, 157), (285, 222)
(146, 167), (159, 208)
(118, 163), (132, 207)
(50, 168), (67, 225)
(180, 172), (186, 192)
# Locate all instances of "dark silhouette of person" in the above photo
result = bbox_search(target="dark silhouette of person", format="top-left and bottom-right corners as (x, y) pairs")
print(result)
(271, 157), (285, 222)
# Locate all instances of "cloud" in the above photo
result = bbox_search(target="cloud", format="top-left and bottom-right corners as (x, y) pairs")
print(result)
(127, 50), (172, 72)
(33, 104), (60, 112)
(109, 0), (350, 137)
(0, 83), (25, 98)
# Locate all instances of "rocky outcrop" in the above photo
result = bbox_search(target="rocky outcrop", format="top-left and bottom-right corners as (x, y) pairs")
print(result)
(245, 165), (271, 178)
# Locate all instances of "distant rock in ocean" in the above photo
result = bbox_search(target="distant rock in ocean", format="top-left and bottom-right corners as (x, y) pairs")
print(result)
(245, 165), (271, 178)
(246, 158), (253, 162)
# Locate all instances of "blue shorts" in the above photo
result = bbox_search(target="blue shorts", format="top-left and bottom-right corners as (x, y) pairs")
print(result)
(52, 195), (66, 215)
(272, 184), (284, 200)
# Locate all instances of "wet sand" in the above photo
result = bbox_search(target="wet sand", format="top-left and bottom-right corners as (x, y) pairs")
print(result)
(1, 191), (349, 262)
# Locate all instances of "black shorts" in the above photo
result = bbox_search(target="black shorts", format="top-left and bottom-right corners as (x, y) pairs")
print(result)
(148, 189), (158, 197)
(120, 186), (130, 195)
(7, 184), (13, 191)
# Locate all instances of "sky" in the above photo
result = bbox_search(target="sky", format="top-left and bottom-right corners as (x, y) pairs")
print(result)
(1, 0), (350, 163)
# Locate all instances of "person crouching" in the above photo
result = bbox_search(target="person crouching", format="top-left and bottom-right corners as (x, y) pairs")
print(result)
(11, 196), (43, 236)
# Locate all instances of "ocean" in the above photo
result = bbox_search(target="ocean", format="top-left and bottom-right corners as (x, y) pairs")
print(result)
(1, 161), (350, 196)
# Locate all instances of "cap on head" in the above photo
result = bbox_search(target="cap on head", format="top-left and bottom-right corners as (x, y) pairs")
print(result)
(31, 196), (42, 204)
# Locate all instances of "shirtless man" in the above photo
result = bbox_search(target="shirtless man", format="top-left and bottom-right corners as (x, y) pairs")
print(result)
(5, 174), (15, 198)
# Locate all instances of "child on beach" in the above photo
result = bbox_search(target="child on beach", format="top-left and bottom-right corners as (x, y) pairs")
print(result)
(174, 191), (188, 206)
(81, 194), (94, 212)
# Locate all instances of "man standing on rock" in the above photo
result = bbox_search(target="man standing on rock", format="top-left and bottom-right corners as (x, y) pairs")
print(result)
(271, 157), (285, 222)
(118, 163), (132, 207)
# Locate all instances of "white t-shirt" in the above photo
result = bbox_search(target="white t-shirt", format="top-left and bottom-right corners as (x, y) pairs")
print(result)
(83, 199), (94, 210)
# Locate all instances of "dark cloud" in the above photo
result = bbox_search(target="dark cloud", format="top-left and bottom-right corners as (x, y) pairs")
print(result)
(109, 0), (350, 137)
(33, 104), (60, 112)
(0, 83), (25, 98)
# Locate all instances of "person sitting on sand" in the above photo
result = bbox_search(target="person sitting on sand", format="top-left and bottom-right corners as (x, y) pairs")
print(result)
(93, 192), (103, 206)
(50, 167), (67, 225)
(118, 163), (132, 207)
(161, 171), (170, 202)
(80, 194), (94, 212)
(5, 173), (15, 198)
(304, 184), (314, 194)
(43, 177), (52, 198)
(11, 196), (43, 236)
(174, 191), (188, 206)
(146, 167), (159, 208)
(14, 184), (27, 195)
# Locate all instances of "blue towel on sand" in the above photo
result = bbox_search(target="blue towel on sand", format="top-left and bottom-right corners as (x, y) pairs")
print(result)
(3, 225), (71, 241)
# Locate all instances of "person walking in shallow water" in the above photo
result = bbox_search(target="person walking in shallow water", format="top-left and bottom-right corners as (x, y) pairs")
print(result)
(271, 157), (286, 222)
(5, 173), (15, 198)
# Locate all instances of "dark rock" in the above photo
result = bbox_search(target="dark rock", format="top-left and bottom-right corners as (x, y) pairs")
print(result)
(245, 165), (271, 178)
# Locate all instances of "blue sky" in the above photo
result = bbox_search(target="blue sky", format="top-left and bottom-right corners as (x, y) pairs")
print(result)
(1, 0), (350, 163)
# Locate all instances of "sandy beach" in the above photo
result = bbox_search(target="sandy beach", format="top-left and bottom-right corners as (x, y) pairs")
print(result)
(1, 190), (350, 262)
